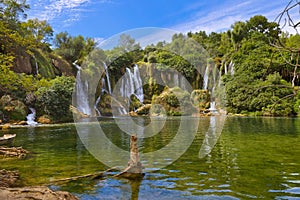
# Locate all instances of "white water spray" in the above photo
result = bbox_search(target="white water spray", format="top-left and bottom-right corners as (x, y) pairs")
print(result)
(26, 107), (38, 125)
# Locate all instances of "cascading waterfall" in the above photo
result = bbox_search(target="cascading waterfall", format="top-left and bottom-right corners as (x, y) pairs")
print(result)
(26, 107), (38, 125)
(223, 61), (235, 76)
(224, 62), (228, 75)
(104, 62), (112, 94)
(203, 63), (221, 114)
(229, 61), (235, 75)
(132, 64), (144, 103)
(203, 65), (209, 90)
(94, 64), (144, 116)
(125, 67), (135, 99)
(74, 62), (92, 116)
(119, 65), (144, 103)
(208, 101), (218, 114)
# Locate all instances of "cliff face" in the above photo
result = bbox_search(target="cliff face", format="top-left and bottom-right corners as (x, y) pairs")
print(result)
(13, 48), (32, 74)
(11, 47), (74, 77)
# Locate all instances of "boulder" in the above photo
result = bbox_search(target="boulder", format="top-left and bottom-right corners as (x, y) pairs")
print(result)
(135, 104), (152, 115)
(0, 170), (20, 187)
(2, 123), (11, 130)
(17, 121), (27, 125)
(0, 170), (78, 200)
(37, 115), (52, 124)
(0, 95), (27, 122)
(0, 186), (78, 200)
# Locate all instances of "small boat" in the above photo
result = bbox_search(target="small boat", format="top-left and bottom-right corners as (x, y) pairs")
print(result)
(0, 134), (16, 146)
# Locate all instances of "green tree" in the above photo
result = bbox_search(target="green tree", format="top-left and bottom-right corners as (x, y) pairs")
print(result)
(54, 32), (96, 64)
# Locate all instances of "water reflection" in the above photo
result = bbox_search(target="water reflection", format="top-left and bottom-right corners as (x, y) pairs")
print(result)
(199, 116), (226, 158)
(1, 117), (300, 199)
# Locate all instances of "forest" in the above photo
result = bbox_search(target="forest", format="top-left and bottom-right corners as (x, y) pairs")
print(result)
(1, 0), (300, 123)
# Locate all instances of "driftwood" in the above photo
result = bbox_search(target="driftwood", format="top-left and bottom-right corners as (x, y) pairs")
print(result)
(0, 169), (20, 188)
(48, 167), (118, 184)
(0, 146), (29, 158)
(115, 135), (144, 179)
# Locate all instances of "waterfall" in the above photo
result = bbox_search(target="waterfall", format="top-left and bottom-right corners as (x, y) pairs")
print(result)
(94, 68), (111, 116)
(103, 62), (112, 94)
(229, 61), (235, 75)
(126, 67), (135, 99)
(94, 64), (144, 116)
(208, 101), (218, 115)
(120, 65), (144, 103)
(94, 95), (102, 116)
(74, 62), (92, 115)
(26, 107), (38, 125)
(203, 66), (209, 90)
(133, 65), (144, 103)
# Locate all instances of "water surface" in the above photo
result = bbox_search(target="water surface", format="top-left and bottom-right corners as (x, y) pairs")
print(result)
(0, 116), (299, 199)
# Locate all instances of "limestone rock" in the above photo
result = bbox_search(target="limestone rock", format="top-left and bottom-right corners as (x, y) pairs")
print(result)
(0, 95), (27, 122)
(2, 123), (11, 130)
(0, 170), (78, 200)
(17, 121), (27, 125)
(37, 115), (52, 124)
(0, 170), (20, 187)
(135, 104), (152, 115)
(0, 186), (78, 200)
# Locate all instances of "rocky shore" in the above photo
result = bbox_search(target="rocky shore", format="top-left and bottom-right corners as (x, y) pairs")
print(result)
(0, 170), (78, 200)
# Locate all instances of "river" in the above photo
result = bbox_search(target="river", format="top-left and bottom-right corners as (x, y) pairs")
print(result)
(0, 116), (299, 199)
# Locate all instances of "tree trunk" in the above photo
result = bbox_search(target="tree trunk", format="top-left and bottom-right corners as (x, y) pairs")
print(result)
(115, 135), (144, 179)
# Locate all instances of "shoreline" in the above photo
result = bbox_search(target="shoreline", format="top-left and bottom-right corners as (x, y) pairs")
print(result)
(1, 114), (299, 130)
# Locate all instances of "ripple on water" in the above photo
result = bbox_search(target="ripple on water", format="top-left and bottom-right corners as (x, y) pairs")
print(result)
(269, 187), (300, 195)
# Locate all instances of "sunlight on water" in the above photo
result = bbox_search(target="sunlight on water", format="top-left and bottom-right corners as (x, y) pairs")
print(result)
(0, 116), (300, 199)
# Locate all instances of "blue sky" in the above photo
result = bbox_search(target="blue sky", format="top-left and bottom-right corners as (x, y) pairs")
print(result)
(26, 0), (290, 41)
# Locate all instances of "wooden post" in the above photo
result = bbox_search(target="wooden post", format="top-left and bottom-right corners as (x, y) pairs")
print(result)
(115, 135), (144, 178)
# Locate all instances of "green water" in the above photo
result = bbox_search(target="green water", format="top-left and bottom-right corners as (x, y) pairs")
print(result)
(0, 117), (300, 199)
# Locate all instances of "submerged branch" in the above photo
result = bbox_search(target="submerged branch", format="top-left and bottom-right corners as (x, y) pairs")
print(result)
(48, 167), (118, 184)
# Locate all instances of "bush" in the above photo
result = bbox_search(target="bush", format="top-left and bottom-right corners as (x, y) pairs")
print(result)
(36, 76), (75, 122)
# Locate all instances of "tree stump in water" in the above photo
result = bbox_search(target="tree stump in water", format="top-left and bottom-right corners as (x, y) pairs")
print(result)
(115, 135), (144, 179)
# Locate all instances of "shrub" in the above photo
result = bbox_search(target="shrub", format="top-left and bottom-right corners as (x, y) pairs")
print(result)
(36, 76), (75, 122)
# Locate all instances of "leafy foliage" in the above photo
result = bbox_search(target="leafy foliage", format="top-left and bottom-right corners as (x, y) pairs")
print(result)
(35, 76), (75, 122)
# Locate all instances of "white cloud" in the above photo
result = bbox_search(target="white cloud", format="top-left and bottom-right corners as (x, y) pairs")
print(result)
(172, 0), (288, 33)
(27, 0), (111, 28)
